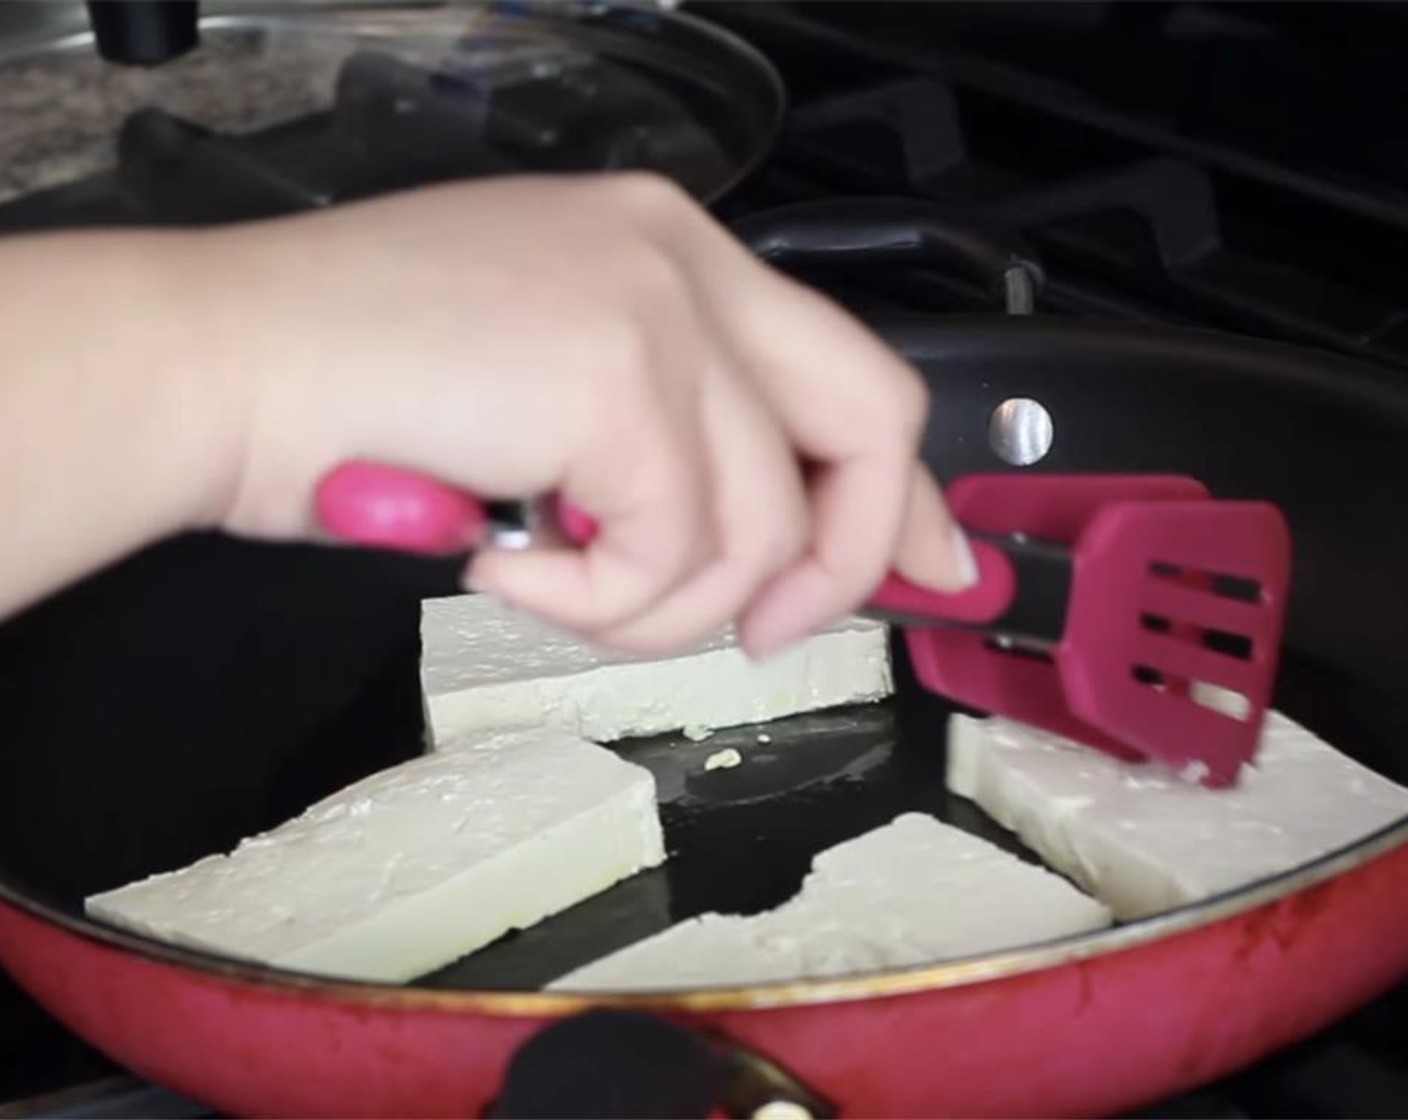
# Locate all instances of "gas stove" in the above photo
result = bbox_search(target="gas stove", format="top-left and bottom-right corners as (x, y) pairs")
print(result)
(705, 2), (1408, 364)
(3, 2), (1408, 1117)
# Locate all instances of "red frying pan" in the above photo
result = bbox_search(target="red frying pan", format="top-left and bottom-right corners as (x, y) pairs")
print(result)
(2, 201), (1407, 1118)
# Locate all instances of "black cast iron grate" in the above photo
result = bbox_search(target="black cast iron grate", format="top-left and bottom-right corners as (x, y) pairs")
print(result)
(705, 1), (1408, 373)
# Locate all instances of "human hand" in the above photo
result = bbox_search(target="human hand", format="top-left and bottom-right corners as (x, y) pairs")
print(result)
(198, 172), (977, 657)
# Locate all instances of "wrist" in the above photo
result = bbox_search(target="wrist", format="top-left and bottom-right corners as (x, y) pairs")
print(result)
(0, 226), (259, 616)
(149, 227), (259, 533)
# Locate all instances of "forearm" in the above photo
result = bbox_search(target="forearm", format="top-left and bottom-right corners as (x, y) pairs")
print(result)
(0, 228), (241, 620)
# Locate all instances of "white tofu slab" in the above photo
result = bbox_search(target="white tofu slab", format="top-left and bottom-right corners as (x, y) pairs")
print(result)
(420, 593), (892, 748)
(946, 711), (1408, 921)
(86, 728), (666, 983)
(549, 812), (1112, 991)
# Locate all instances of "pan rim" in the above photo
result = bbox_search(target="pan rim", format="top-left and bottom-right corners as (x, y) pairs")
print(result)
(6, 812), (1407, 1014)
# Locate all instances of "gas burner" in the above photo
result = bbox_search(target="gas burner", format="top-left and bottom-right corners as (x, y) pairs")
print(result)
(709, 2), (1408, 371)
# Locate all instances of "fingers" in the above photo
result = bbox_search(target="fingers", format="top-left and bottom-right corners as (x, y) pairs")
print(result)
(735, 449), (907, 659)
(697, 273), (975, 655)
(739, 457), (977, 658)
(892, 461), (978, 592)
(474, 189), (973, 656)
(590, 362), (810, 655)
(466, 375), (715, 634)
(441, 174), (969, 657)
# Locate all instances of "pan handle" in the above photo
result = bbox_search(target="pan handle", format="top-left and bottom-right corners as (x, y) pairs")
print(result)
(731, 196), (1044, 314)
(488, 1009), (835, 1120)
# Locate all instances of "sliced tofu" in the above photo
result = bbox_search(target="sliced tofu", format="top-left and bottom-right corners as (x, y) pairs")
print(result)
(549, 812), (1112, 991)
(86, 728), (665, 983)
(420, 593), (892, 748)
(946, 711), (1408, 921)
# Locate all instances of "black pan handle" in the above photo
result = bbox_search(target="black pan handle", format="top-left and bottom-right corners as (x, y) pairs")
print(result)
(731, 197), (1044, 314)
(488, 1009), (835, 1120)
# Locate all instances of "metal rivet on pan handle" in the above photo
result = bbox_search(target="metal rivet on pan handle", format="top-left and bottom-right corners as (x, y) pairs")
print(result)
(991, 260), (1050, 464)
(752, 1102), (817, 1120)
(1002, 262), (1037, 314)
(718, 1035), (836, 1120)
(488, 1009), (836, 1119)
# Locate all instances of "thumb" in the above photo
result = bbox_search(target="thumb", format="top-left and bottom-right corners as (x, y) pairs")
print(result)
(892, 464), (979, 593)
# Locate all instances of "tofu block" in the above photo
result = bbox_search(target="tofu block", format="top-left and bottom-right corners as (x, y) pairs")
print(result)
(549, 812), (1111, 991)
(86, 728), (666, 983)
(420, 593), (892, 747)
(946, 712), (1408, 921)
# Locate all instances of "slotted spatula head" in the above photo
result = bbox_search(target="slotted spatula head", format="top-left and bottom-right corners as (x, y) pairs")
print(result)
(1060, 497), (1291, 787)
(902, 474), (1292, 789)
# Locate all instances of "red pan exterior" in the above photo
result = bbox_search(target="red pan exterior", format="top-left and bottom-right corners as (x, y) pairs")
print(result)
(3, 831), (1408, 1118)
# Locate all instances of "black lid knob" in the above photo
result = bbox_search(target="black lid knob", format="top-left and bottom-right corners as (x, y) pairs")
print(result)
(87, 1), (199, 67)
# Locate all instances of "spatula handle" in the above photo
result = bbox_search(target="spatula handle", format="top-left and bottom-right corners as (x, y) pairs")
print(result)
(314, 461), (1024, 629)
(315, 461), (597, 553)
(868, 532), (1072, 636)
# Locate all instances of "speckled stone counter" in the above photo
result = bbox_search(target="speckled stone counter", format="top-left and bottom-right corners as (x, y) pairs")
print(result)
(0, 18), (357, 203)
(0, 2), (681, 206)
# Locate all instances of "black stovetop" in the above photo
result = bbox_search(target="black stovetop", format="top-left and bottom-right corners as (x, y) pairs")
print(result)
(6, 2), (1408, 1116)
(706, 1), (1408, 370)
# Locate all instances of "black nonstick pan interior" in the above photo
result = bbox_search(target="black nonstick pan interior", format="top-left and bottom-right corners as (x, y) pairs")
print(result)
(1, 314), (1407, 998)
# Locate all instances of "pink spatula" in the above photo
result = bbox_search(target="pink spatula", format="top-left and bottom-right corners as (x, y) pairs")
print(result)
(315, 462), (1291, 788)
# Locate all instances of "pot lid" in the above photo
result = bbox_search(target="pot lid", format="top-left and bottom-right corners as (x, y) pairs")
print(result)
(0, 2), (784, 225)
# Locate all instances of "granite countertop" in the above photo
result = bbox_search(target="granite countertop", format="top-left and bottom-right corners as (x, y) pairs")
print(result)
(0, 22), (344, 204)
(0, 1), (685, 206)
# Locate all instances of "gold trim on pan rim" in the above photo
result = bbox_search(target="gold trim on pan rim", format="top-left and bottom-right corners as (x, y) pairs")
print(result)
(6, 816), (1408, 1016)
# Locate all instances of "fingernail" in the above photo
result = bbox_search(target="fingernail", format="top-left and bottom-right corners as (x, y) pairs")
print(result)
(463, 556), (498, 597)
(739, 612), (807, 663)
(743, 628), (800, 664)
(949, 524), (980, 590)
